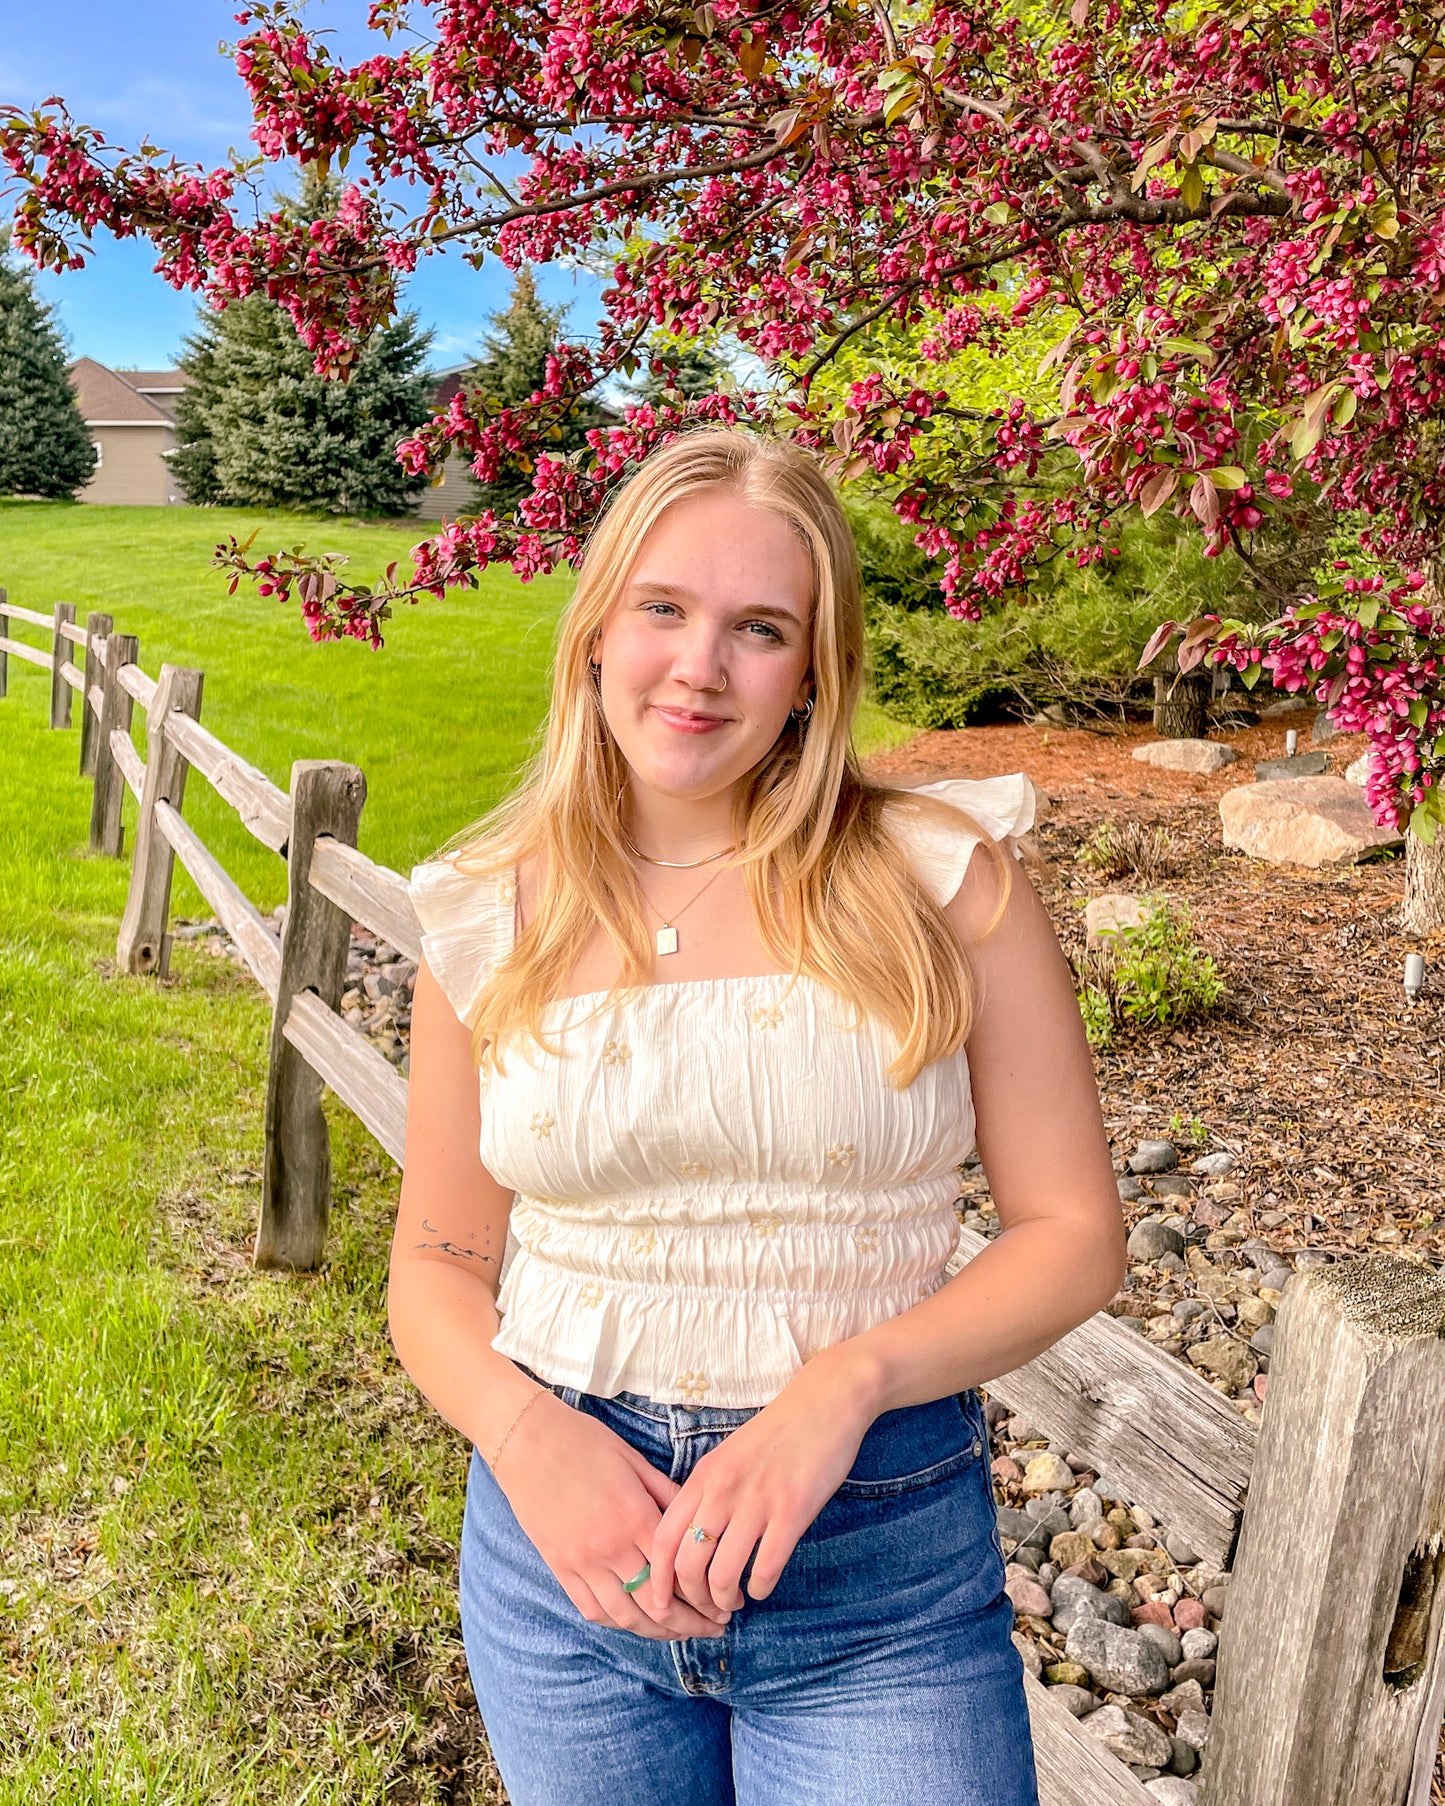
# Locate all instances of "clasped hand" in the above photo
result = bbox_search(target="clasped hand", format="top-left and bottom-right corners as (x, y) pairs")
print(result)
(495, 1357), (878, 1642)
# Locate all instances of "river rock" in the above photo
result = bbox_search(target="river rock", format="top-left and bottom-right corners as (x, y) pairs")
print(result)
(1219, 775), (1404, 867)
(1132, 739), (1238, 773)
(1129, 1217), (1187, 1262)
(1064, 1619), (1172, 1695)
(1138, 1624), (1183, 1667)
(1021, 1452), (1075, 1495)
(1050, 1530), (1099, 1569)
(1012, 1631), (1043, 1677)
(1130, 1140), (1180, 1174)
(1046, 1683), (1099, 1718)
(1070, 1488), (1105, 1529)
(1051, 1576), (1131, 1634)
(1187, 1337), (1259, 1392)
(1004, 1569), (1053, 1619)
(1345, 751), (1372, 786)
(1191, 1150), (1236, 1176)
(1174, 1708), (1211, 1752)
(1081, 1703), (1174, 1767)
(1144, 1781), (1200, 1805)
(1159, 1678), (1206, 1716)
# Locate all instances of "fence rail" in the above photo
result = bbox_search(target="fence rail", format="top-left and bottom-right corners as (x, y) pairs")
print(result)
(4, 582), (1443, 1806)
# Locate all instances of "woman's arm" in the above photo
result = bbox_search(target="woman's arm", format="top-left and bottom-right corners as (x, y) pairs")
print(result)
(388, 956), (544, 1455)
(646, 846), (1127, 1616)
(824, 841), (1128, 1415)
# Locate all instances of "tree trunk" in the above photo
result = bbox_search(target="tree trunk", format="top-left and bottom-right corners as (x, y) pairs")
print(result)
(1153, 666), (1211, 738)
(1402, 830), (1445, 936)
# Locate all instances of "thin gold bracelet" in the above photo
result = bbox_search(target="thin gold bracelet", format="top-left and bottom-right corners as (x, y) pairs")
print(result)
(487, 1385), (548, 1475)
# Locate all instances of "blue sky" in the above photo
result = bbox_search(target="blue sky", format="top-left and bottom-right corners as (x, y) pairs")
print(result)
(0, 1), (604, 372)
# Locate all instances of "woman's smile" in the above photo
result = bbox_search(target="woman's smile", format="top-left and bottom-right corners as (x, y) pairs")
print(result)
(650, 704), (732, 734)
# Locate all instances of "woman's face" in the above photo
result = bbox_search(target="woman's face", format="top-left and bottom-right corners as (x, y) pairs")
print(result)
(592, 490), (816, 806)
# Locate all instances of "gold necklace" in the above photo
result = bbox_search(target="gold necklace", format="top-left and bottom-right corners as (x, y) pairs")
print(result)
(635, 860), (732, 956)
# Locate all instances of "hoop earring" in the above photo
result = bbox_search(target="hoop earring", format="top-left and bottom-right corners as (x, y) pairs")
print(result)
(790, 696), (814, 725)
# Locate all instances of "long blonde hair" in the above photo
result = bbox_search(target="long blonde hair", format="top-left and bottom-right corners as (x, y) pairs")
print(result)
(434, 425), (1015, 1089)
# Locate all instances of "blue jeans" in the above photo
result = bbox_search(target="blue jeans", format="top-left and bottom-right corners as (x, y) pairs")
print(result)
(458, 1371), (1040, 1805)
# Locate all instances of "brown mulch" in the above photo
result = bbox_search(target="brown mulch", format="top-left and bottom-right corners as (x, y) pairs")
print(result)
(866, 712), (1445, 1254)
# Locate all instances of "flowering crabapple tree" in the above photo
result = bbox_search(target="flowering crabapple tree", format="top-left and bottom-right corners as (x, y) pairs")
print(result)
(5, 0), (1445, 924)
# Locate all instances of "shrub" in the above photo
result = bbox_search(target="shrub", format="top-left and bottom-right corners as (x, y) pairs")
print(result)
(1076, 895), (1223, 1049)
(1074, 821), (1178, 886)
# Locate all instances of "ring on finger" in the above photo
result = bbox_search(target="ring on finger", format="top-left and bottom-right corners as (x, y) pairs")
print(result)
(688, 1524), (719, 1545)
(622, 1561), (651, 1593)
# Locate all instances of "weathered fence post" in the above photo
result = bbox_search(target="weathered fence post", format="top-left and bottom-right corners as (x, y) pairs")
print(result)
(79, 611), (113, 777)
(49, 602), (76, 729)
(254, 759), (367, 1272)
(117, 663), (204, 976)
(0, 587), (8, 700)
(1199, 1254), (1445, 1806)
(89, 631), (138, 856)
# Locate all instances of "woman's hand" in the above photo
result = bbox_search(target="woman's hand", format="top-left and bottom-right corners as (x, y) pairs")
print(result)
(494, 1391), (735, 1641)
(646, 1352), (880, 1618)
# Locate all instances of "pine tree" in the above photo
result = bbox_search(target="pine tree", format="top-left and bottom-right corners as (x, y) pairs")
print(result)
(172, 171), (434, 515)
(0, 235), (96, 499)
(465, 267), (607, 514)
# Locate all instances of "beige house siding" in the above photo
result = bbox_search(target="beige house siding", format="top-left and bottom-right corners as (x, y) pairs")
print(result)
(410, 453), (476, 522)
(83, 425), (180, 506)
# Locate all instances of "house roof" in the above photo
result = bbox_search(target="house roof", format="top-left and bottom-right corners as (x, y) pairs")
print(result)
(68, 357), (185, 425)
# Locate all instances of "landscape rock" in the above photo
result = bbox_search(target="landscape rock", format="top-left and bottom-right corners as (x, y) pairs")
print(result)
(1344, 751), (1372, 786)
(1180, 1627), (1217, 1661)
(1173, 1709), (1211, 1752)
(1144, 1781), (1200, 1805)
(1259, 696), (1312, 716)
(1158, 1678), (1207, 1717)
(1085, 891), (1146, 947)
(1219, 775), (1405, 868)
(1311, 711), (1337, 743)
(1187, 1338), (1259, 1392)
(1042, 1661), (1091, 1687)
(1012, 1631), (1043, 1678)
(1080, 1703), (1174, 1768)
(1190, 1151), (1236, 1176)
(1051, 1576), (1131, 1634)
(1064, 1619), (1172, 1695)
(1045, 1683), (1099, 1718)
(1132, 739), (1239, 773)
(1129, 1140), (1180, 1175)
(1128, 1217), (1187, 1262)
(1004, 1568), (1053, 1619)
(1137, 1624), (1184, 1667)
(1254, 751), (1330, 780)
(1021, 1452), (1075, 1495)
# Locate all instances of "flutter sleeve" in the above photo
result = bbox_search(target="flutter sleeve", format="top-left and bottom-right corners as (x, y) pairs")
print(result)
(882, 772), (1039, 907)
(405, 855), (514, 1030)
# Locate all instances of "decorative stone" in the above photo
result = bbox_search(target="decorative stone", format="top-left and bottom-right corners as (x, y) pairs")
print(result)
(1186, 1338), (1259, 1392)
(1131, 739), (1239, 773)
(1042, 1661), (1091, 1687)
(1051, 1576), (1131, 1634)
(1128, 1217), (1187, 1263)
(1049, 1530), (1099, 1570)
(1159, 1678), (1206, 1716)
(1080, 1703), (1174, 1768)
(1021, 1452), (1075, 1495)
(1219, 775), (1405, 868)
(1085, 892), (1145, 947)
(1173, 1597), (1208, 1632)
(1191, 1150), (1236, 1176)
(1012, 1631), (1043, 1678)
(1137, 1623), (1183, 1666)
(1004, 1570), (1053, 1620)
(1254, 751), (1329, 780)
(1046, 1682), (1099, 1718)
(1174, 1708), (1211, 1752)
(1064, 1619), (1172, 1695)
(1344, 751), (1371, 786)
(1180, 1627), (1217, 1661)
(1129, 1140), (1180, 1174)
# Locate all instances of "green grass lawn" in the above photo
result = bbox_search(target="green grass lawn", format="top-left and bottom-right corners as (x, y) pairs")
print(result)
(0, 502), (918, 1803)
(0, 501), (917, 903)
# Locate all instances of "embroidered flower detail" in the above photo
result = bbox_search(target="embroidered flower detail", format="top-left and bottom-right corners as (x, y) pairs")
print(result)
(853, 1225), (882, 1252)
(748, 1212), (781, 1237)
(529, 1111), (555, 1138)
(676, 1370), (710, 1405)
(677, 1159), (711, 1179)
(826, 1141), (857, 1168)
(602, 1038), (631, 1065)
(749, 1003), (783, 1030)
(578, 1281), (604, 1308)
(629, 1226), (657, 1256)
(497, 874), (518, 904)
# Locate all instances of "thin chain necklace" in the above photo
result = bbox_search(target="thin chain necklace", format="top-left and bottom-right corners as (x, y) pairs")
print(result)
(616, 788), (737, 954)
(633, 860), (732, 956)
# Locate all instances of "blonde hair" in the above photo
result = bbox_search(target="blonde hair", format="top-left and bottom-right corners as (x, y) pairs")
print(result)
(433, 425), (1015, 1089)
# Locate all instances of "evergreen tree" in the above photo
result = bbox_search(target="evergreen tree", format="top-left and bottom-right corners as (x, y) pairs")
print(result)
(628, 340), (730, 405)
(465, 267), (607, 513)
(0, 235), (96, 499)
(172, 170), (434, 515)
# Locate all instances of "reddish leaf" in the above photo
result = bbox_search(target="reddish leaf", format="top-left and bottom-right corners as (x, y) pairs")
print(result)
(1138, 619), (1179, 669)
(1189, 473), (1220, 530)
(1139, 468), (1179, 517)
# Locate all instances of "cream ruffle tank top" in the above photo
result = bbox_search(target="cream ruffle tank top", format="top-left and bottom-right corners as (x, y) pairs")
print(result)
(406, 774), (1037, 1407)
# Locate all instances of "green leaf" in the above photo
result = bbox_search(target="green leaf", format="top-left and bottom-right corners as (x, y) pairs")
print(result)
(1205, 465), (1247, 489)
(1409, 805), (1438, 844)
(1332, 388), (1358, 427)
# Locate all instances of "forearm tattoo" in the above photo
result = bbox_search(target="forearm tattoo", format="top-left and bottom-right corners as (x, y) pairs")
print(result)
(414, 1218), (499, 1270)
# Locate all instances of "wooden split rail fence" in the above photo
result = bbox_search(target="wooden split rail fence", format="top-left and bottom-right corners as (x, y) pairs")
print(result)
(5, 587), (1445, 1806)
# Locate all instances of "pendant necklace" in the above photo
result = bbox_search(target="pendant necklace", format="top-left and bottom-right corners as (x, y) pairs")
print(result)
(617, 804), (736, 956)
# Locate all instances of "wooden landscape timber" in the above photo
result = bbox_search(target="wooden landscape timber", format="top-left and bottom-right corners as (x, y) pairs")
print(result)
(4, 590), (1444, 1806)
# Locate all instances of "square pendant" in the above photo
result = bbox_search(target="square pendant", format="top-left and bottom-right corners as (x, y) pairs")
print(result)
(656, 925), (678, 956)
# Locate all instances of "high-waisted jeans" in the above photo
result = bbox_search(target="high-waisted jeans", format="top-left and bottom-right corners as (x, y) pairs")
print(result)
(458, 1370), (1040, 1806)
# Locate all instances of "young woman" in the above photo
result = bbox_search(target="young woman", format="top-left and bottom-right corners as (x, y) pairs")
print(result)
(392, 427), (1126, 1805)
